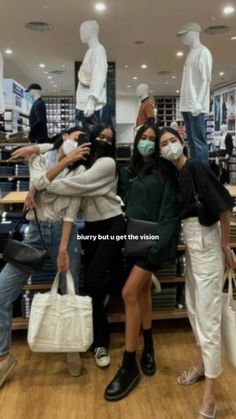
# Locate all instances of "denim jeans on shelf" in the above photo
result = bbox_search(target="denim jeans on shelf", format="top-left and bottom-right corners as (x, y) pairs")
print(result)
(182, 112), (209, 165)
(0, 220), (80, 356)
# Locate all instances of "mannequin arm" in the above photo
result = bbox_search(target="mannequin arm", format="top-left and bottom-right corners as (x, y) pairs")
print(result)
(192, 49), (212, 117)
(192, 80), (209, 117)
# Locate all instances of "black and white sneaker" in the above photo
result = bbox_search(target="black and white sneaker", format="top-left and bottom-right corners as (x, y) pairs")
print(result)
(94, 347), (111, 368)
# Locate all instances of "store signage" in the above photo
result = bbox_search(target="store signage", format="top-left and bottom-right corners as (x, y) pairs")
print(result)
(13, 82), (24, 98)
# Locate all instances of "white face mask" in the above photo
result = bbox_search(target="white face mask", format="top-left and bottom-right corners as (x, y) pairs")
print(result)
(62, 139), (77, 156)
(160, 142), (183, 161)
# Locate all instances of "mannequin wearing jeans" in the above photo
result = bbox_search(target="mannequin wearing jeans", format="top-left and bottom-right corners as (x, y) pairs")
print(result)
(177, 22), (212, 165)
(75, 20), (108, 132)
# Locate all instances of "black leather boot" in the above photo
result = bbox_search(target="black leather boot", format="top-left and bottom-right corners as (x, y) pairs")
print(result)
(140, 345), (156, 376)
(104, 362), (141, 401)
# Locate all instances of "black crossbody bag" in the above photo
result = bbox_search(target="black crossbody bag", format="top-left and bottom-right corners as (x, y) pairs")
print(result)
(124, 218), (158, 257)
(3, 208), (48, 273)
(191, 170), (218, 227)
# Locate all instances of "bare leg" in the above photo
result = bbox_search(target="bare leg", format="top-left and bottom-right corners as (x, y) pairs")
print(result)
(197, 378), (216, 418)
(139, 277), (152, 330)
(122, 265), (152, 352)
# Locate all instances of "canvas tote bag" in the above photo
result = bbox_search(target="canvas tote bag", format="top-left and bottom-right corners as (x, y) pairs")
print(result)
(221, 268), (236, 368)
(27, 271), (93, 353)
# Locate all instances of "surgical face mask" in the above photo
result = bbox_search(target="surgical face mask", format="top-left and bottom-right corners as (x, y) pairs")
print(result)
(94, 139), (113, 157)
(62, 139), (77, 156)
(137, 139), (155, 157)
(160, 142), (183, 161)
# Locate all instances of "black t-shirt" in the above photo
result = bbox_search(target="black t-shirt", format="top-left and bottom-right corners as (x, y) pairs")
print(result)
(178, 159), (234, 223)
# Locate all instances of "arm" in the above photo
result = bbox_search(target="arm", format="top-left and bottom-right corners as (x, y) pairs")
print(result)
(46, 157), (116, 197)
(57, 222), (73, 273)
(9, 143), (52, 161)
(220, 210), (236, 268)
(192, 49), (212, 117)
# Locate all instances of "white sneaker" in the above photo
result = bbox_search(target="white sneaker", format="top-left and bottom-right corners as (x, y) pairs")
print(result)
(94, 347), (111, 368)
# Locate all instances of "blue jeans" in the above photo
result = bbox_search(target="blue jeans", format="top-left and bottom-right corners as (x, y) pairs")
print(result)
(0, 220), (80, 356)
(75, 105), (114, 133)
(182, 112), (209, 165)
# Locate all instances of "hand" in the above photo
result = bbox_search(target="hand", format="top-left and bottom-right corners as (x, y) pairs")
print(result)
(222, 245), (236, 269)
(84, 96), (96, 118)
(57, 249), (69, 273)
(23, 187), (37, 211)
(192, 102), (203, 117)
(66, 142), (91, 164)
(8, 145), (39, 162)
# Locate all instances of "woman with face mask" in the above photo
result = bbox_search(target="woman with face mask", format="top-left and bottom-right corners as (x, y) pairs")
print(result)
(0, 128), (91, 387)
(104, 124), (178, 401)
(158, 127), (236, 419)
(12, 124), (126, 370)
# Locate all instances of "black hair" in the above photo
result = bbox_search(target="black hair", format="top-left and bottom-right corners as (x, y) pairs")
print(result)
(157, 126), (186, 178)
(89, 124), (117, 169)
(51, 127), (89, 171)
(129, 123), (159, 176)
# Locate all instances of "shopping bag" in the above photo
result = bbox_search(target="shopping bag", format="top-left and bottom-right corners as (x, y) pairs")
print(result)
(27, 270), (93, 353)
(221, 268), (236, 368)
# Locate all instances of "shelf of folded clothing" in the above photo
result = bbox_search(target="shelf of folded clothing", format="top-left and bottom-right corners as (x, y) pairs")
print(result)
(0, 191), (27, 203)
(12, 317), (28, 330)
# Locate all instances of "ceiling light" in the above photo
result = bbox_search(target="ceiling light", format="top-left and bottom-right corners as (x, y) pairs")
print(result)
(43, 71), (48, 74)
(176, 90), (180, 93)
(62, 65), (65, 68)
(219, 71), (225, 76)
(48, 76), (52, 79)
(50, 81), (54, 84)
(231, 36), (236, 40)
(39, 63), (45, 68)
(126, 85), (131, 88)
(53, 84), (58, 87)
(141, 64), (147, 69)
(124, 65), (129, 69)
(176, 51), (184, 57)
(5, 49), (13, 54)
(172, 76), (176, 79)
(95, 3), (106, 12)
(133, 76), (138, 80)
(223, 5), (235, 15)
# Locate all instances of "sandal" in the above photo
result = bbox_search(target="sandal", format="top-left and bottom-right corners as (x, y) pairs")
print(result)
(177, 366), (204, 385)
(198, 406), (216, 418)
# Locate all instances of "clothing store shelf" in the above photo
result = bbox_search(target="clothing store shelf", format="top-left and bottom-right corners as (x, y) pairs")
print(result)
(159, 277), (185, 284)
(0, 191), (27, 203)
(12, 318), (28, 330)
(0, 175), (29, 179)
(23, 284), (51, 291)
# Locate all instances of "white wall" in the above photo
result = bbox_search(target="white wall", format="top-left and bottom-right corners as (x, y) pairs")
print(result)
(116, 95), (138, 143)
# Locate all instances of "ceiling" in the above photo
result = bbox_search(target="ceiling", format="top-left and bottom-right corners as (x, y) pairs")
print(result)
(0, 0), (236, 97)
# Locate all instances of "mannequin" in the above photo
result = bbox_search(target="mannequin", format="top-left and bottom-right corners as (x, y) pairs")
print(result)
(25, 83), (48, 143)
(75, 20), (109, 132)
(177, 22), (212, 165)
(219, 124), (233, 184)
(0, 52), (4, 114)
(136, 84), (155, 128)
(170, 121), (178, 130)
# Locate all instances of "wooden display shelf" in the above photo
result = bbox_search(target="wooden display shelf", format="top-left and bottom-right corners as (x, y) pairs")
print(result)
(0, 175), (29, 179)
(23, 284), (51, 291)
(12, 308), (188, 330)
(0, 191), (27, 204)
(226, 185), (236, 197)
(159, 276), (185, 284)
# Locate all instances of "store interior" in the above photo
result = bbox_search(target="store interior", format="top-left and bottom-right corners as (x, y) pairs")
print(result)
(1, 1), (236, 419)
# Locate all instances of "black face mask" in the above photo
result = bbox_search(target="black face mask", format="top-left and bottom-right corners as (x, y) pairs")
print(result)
(94, 140), (113, 158)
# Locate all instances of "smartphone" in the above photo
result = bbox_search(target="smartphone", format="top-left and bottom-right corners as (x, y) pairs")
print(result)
(77, 133), (90, 146)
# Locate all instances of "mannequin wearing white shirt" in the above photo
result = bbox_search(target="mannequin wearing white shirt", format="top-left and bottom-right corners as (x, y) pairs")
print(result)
(178, 22), (212, 165)
(0, 52), (5, 115)
(136, 84), (155, 128)
(75, 20), (109, 132)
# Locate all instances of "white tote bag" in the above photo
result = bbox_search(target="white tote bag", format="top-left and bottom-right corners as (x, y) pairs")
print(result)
(221, 268), (236, 368)
(27, 271), (93, 353)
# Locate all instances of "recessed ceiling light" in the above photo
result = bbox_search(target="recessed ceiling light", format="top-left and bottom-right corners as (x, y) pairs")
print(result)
(126, 85), (131, 88)
(43, 71), (49, 74)
(231, 36), (236, 40)
(176, 90), (180, 93)
(95, 3), (106, 11)
(133, 76), (138, 80)
(223, 5), (235, 15)
(48, 76), (52, 79)
(219, 71), (225, 76)
(172, 76), (177, 79)
(124, 65), (129, 69)
(5, 49), (13, 54)
(141, 64), (148, 69)
(39, 63), (45, 68)
(62, 65), (66, 68)
(176, 51), (184, 57)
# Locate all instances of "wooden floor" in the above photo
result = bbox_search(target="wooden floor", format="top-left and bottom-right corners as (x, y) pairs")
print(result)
(0, 324), (236, 419)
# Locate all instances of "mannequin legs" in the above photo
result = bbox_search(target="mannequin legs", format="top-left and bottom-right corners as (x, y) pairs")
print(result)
(182, 112), (209, 165)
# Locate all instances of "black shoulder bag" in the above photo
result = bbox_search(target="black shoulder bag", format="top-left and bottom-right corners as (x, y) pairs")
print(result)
(191, 169), (218, 227)
(3, 208), (48, 273)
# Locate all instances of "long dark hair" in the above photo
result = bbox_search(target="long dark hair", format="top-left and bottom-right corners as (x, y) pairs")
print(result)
(157, 127), (185, 178)
(129, 123), (159, 176)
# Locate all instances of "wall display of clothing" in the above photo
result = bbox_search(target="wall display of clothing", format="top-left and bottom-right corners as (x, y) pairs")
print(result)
(43, 96), (75, 137)
(154, 96), (179, 127)
(214, 88), (236, 132)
